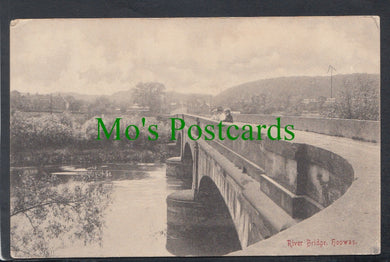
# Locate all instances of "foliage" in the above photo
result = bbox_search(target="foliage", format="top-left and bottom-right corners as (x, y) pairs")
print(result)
(10, 112), (76, 153)
(334, 76), (379, 120)
(319, 75), (379, 120)
(133, 82), (167, 113)
(10, 112), (171, 166)
(83, 114), (171, 145)
(10, 170), (113, 257)
(10, 91), (69, 113)
(88, 97), (114, 115)
(214, 73), (379, 120)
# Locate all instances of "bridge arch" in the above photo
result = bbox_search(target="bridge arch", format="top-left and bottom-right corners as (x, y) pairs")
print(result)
(196, 176), (242, 253)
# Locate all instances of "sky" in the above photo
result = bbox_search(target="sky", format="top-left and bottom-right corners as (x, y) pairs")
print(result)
(10, 16), (380, 95)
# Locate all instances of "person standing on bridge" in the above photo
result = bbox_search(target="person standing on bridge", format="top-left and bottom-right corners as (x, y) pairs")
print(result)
(223, 108), (233, 122)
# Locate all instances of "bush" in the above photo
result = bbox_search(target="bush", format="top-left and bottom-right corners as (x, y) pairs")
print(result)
(10, 112), (171, 166)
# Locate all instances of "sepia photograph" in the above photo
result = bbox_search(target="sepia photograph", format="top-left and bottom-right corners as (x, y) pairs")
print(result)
(9, 17), (380, 257)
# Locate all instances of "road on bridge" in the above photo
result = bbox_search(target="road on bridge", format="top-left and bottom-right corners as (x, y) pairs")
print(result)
(230, 123), (380, 255)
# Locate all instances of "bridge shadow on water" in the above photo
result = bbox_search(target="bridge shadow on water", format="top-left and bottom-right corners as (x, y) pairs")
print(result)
(166, 177), (242, 256)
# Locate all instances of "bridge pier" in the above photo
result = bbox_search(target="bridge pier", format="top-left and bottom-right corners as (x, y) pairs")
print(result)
(166, 157), (185, 178)
(166, 189), (201, 255)
(166, 134), (193, 186)
(166, 189), (241, 256)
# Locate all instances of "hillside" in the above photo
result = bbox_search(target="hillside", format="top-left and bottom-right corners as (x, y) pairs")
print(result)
(213, 73), (379, 107)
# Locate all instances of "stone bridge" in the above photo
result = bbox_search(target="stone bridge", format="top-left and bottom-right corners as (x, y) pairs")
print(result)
(165, 114), (380, 255)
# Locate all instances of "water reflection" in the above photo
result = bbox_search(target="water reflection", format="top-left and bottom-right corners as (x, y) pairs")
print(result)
(11, 163), (240, 257)
(53, 163), (188, 257)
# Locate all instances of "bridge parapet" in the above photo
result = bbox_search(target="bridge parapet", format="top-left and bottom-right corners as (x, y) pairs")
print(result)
(233, 113), (379, 143)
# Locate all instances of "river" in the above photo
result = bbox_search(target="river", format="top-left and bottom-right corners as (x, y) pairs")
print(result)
(45, 163), (183, 257)
(11, 162), (240, 257)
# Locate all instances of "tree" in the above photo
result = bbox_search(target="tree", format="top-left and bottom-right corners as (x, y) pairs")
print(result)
(10, 113), (75, 154)
(133, 82), (166, 114)
(11, 170), (113, 257)
(317, 96), (327, 110)
(67, 96), (83, 113)
(10, 91), (23, 110)
(336, 76), (379, 120)
(88, 97), (113, 115)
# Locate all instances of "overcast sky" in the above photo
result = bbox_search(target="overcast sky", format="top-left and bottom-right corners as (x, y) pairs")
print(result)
(10, 16), (380, 95)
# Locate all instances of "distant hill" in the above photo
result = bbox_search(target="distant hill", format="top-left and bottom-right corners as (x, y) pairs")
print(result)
(213, 73), (380, 106)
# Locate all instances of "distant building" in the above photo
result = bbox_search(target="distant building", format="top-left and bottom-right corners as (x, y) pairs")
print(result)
(303, 98), (318, 104)
(126, 104), (150, 113)
(325, 97), (336, 104)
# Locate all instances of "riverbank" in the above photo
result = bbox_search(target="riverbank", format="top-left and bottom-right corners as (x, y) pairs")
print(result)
(11, 145), (170, 167)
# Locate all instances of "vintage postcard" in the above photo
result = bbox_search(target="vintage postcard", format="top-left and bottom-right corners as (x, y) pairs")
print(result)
(9, 17), (380, 257)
